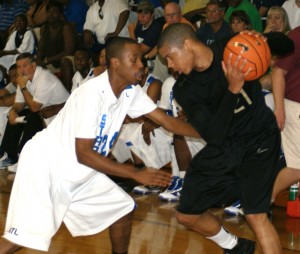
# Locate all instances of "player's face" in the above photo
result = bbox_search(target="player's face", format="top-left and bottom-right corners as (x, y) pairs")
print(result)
(16, 58), (36, 80)
(118, 44), (144, 84)
(15, 16), (27, 33)
(159, 44), (194, 75)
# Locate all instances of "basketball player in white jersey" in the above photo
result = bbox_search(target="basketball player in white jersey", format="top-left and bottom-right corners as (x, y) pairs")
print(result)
(0, 37), (200, 254)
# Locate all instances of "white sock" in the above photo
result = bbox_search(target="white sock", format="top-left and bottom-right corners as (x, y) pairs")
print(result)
(206, 227), (238, 249)
(179, 171), (185, 178)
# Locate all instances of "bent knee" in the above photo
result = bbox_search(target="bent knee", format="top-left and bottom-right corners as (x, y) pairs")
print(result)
(175, 211), (201, 228)
(246, 213), (268, 225)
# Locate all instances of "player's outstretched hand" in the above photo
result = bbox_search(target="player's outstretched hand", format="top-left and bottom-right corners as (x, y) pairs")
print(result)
(134, 167), (172, 187)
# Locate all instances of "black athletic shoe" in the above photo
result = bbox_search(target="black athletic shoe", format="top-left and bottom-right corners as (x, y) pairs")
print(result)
(224, 238), (255, 254)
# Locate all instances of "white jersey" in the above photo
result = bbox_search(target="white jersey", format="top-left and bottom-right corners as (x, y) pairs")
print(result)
(37, 70), (157, 182)
(159, 75), (183, 117)
(71, 68), (95, 93)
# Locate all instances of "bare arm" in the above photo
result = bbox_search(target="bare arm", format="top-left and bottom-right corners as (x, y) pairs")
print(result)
(0, 94), (15, 107)
(105, 10), (130, 42)
(8, 102), (25, 124)
(271, 66), (287, 131)
(75, 138), (171, 186)
(46, 23), (76, 65)
(145, 108), (200, 138)
(17, 75), (43, 112)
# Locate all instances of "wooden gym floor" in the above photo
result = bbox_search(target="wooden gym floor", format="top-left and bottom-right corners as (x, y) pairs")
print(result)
(0, 169), (300, 254)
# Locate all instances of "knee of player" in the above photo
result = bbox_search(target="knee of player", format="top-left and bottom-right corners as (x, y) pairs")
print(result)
(175, 211), (201, 228)
(245, 213), (269, 226)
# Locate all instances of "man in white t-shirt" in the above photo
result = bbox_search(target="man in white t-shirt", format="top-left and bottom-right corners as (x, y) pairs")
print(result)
(83, 0), (130, 55)
(0, 37), (200, 254)
(0, 53), (69, 170)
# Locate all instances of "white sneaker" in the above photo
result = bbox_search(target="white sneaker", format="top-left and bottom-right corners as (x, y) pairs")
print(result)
(7, 163), (18, 173)
(158, 176), (183, 202)
(132, 185), (161, 194)
(0, 153), (8, 169)
(224, 200), (244, 216)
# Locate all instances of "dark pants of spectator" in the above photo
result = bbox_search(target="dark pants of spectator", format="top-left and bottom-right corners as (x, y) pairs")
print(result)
(1, 109), (44, 162)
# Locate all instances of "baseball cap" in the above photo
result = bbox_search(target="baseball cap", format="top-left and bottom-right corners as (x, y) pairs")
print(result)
(137, 0), (154, 13)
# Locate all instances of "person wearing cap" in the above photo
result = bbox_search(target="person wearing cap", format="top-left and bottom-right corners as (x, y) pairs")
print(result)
(128, 0), (164, 59)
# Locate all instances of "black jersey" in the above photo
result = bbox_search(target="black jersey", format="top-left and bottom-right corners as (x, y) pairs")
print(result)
(173, 40), (277, 147)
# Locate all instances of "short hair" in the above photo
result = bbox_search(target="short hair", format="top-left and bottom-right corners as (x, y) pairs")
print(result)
(157, 23), (198, 50)
(206, 0), (227, 11)
(105, 37), (138, 68)
(46, 1), (64, 13)
(16, 53), (36, 63)
(229, 10), (252, 29)
(75, 48), (92, 60)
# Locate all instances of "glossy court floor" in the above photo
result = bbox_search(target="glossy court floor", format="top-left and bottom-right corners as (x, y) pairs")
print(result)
(0, 170), (300, 254)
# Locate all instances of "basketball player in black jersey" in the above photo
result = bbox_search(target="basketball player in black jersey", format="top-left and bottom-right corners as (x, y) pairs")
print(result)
(158, 23), (282, 254)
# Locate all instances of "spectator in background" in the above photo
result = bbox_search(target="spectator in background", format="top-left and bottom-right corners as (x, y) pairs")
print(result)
(229, 10), (252, 33)
(0, 0), (29, 50)
(0, 15), (35, 80)
(63, 0), (88, 37)
(264, 6), (290, 34)
(282, 0), (300, 29)
(271, 26), (300, 206)
(0, 64), (17, 146)
(36, 0), (77, 92)
(83, 0), (130, 62)
(26, 0), (49, 28)
(71, 49), (93, 93)
(93, 47), (106, 76)
(225, 0), (263, 32)
(128, 0), (163, 60)
(0, 53), (69, 171)
(196, 0), (231, 45)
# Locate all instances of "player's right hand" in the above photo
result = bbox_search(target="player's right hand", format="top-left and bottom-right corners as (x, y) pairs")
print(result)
(134, 167), (172, 187)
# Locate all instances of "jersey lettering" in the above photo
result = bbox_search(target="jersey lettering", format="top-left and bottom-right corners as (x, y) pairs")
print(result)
(234, 88), (253, 114)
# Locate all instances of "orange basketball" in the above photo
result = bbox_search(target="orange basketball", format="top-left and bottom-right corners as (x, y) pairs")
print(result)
(223, 33), (271, 81)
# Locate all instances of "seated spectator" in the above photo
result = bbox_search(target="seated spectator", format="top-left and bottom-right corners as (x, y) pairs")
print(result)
(163, 2), (195, 30)
(0, 53), (69, 171)
(0, 14), (35, 78)
(152, 2), (194, 82)
(229, 10), (252, 33)
(112, 57), (163, 171)
(71, 49), (94, 93)
(128, 0), (163, 59)
(0, 0), (29, 50)
(36, 0), (77, 92)
(282, 0), (300, 29)
(225, 0), (263, 32)
(196, 0), (231, 45)
(83, 0), (130, 61)
(264, 6), (290, 34)
(0, 64), (17, 145)
(93, 47), (107, 76)
(26, 0), (49, 28)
